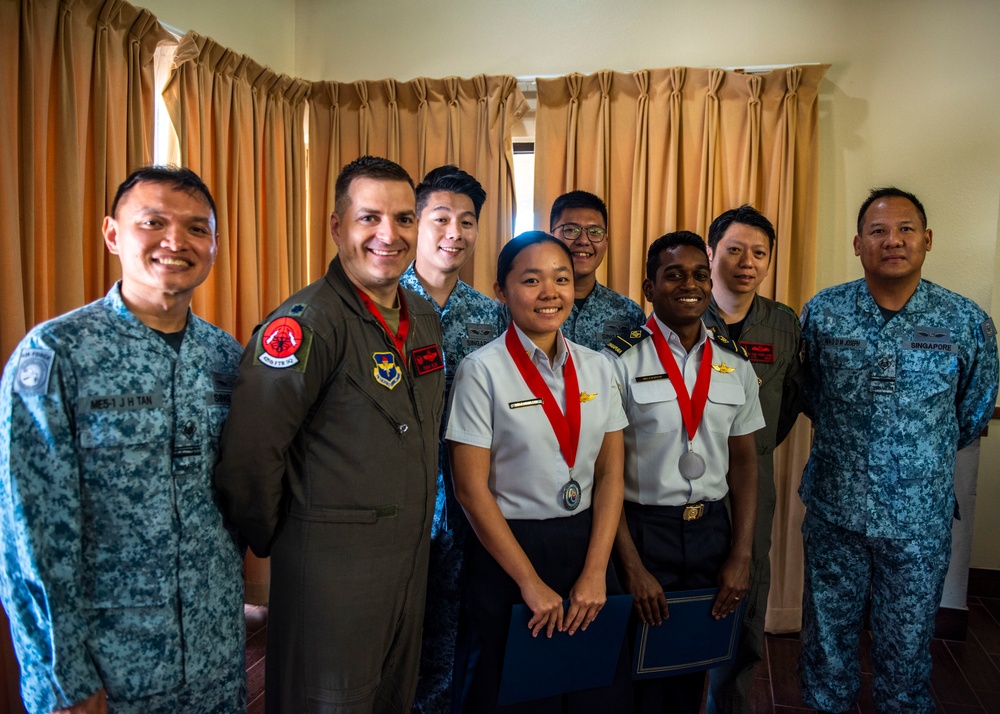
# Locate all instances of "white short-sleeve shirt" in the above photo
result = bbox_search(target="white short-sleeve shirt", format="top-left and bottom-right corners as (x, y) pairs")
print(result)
(446, 324), (629, 520)
(607, 315), (764, 506)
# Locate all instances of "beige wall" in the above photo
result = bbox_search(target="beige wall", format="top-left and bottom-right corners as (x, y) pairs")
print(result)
(140, 0), (1000, 565)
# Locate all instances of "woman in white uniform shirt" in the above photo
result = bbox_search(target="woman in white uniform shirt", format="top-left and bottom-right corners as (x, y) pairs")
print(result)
(445, 232), (632, 713)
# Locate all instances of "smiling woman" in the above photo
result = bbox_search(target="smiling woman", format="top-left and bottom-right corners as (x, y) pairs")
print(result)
(445, 231), (633, 712)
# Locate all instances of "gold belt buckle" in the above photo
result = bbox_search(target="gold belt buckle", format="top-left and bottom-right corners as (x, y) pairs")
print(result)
(682, 503), (705, 521)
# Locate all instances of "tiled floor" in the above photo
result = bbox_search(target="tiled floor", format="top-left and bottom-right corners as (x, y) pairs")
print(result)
(243, 597), (1000, 713)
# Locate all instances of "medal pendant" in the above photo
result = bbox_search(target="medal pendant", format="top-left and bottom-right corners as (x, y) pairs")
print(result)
(562, 475), (582, 511)
(678, 450), (706, 481)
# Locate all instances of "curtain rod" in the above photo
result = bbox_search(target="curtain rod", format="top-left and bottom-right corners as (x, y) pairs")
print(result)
(515, 63), (820, 92)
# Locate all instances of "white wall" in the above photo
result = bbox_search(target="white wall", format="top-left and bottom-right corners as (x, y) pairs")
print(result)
(141, 0), (1000, 565)
(139, 0), (297, 75)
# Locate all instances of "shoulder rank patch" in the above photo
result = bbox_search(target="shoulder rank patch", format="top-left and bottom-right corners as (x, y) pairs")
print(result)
(605, 329), (650, 357)
(980, 317), (997, 342)
(13, 348), (55, 396)
(710, 332), (749, 360)
(373, 352), (402, 389)
(288, 303), (308, 316)
(412, 344), (444, 376)
(256, 316), (313, 371)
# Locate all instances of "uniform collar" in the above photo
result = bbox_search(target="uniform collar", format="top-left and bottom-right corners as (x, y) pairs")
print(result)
(326, 255), (408, 320)
(102, 281), (194, 349)
(512, 322), (569, 371)
(649, 312), (709, 355)
(857, 278), (928, 319)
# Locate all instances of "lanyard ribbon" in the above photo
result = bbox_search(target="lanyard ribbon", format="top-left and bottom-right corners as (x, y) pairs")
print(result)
(357, 287), (410, 366)
(504, 327), (580, 470)
(645, 317), (713, 442)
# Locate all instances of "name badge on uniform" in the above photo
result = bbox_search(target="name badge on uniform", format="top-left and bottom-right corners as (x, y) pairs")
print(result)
(823, 337), (868, 349)
(373, 352), (402, 389)
(464, 323), (497, 350)
(635, 373), (669, 383)
(741, 342), (775, 364)
(79, 391), (164, 412)
(411, 344), (444, 376)
(13, 348), (54, 396)
(509, 398), (543, 409)
(903, 326), (956, 353)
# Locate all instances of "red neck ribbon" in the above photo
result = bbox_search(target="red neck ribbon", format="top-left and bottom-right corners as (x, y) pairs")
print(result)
(357, 287), (410, 366)
(504, 327), (580, 470)
(645, 316), (713, 442)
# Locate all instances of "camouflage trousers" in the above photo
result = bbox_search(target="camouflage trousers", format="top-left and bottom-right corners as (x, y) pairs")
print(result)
(799, 511), (950, 714)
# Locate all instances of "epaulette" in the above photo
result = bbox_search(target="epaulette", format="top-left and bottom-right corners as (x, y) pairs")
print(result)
(710, 332), (750, 360)
(605, 328), (650, 357)
(776, 302), (798, 319)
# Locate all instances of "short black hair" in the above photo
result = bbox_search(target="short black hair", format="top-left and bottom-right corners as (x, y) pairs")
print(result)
(111, 166), (217, 224)
(646, 231), (708, 281)
(415, 165), (487, 220)
(708, 204), (775, 254)
(497, 231), (574, 288)
(549, 190), (608, 231)
(335, 156), (414, 216)
(857, 187), (927, 235)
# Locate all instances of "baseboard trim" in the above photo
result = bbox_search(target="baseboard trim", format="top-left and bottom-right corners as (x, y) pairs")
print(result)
(934, 606), (968, 642)
(968, 567), (1000, 599)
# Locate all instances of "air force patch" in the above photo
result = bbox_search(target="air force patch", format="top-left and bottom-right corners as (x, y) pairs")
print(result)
(373, 352), (402, 389)
(411, 344), (444, 376)
(13, 348), (54, 396)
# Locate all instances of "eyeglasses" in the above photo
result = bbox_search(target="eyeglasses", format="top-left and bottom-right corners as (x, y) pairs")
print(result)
(554, 223), (608, 243)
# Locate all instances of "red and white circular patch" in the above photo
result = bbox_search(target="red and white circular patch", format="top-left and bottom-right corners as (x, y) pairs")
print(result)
(262, 317), (303, 359)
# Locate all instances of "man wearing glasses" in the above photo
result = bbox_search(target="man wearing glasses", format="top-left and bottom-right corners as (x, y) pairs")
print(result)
(549, 190), (646, 351)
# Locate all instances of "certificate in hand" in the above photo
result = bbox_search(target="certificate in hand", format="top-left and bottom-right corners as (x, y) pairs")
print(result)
(632, 587), (745, 679)
(497, 594), (633, 706)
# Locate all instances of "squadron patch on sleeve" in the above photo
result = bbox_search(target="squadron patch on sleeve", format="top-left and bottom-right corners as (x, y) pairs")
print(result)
(980, 317), (997, 342)
(256, 316), (313, 371)
(411, 344), (444, 376)
(13, 348), (55, 396)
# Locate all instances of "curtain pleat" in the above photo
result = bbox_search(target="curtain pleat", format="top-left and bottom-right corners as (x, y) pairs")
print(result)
(303, 74), (528, 293)
(534, 64), (829, 632)
(0, 0), (172, 705)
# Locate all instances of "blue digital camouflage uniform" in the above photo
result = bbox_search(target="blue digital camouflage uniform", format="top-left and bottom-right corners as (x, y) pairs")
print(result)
(0, 283), (246, 714)
(400, 265), (504, 714)
(798, 278), (998, 714)
(562, 282), (647, 352)
(704, 295), (803, 714)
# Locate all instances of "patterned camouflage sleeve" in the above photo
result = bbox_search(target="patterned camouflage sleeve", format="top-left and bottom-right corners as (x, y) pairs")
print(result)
(0, 336), (103, 713)
(798, 301), (819, 422)
(955, 315), (999, 450)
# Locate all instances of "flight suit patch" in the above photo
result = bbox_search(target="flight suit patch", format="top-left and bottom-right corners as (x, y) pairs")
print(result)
(412, 344), (444, 376)
(373, 352), (402, 389)
(742, 342), (775, 364)
(256, 317), (313, 371)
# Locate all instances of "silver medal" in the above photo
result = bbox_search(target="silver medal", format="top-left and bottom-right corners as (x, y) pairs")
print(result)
(678, 450), (706, 480)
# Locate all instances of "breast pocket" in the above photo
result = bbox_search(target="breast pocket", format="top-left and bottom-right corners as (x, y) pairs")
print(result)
(898, 349), (959, 400)
(818, 347), (868, 403)
(705, 379), (747, 433)
(77, 408), (175, 607)
(629, 379), (682, 434)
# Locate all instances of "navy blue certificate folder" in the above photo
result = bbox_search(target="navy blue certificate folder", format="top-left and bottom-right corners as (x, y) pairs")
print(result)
(632, 587), (745, 679)
(497, 594), (633, 705)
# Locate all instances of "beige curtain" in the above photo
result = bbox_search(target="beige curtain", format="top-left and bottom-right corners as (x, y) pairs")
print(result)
(162, 31), (309, 604)
(534, 65), (828, 632)
(162, 31), (309, 345)
(0, 0), (171, 705)
(307, 75), (529, 292)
